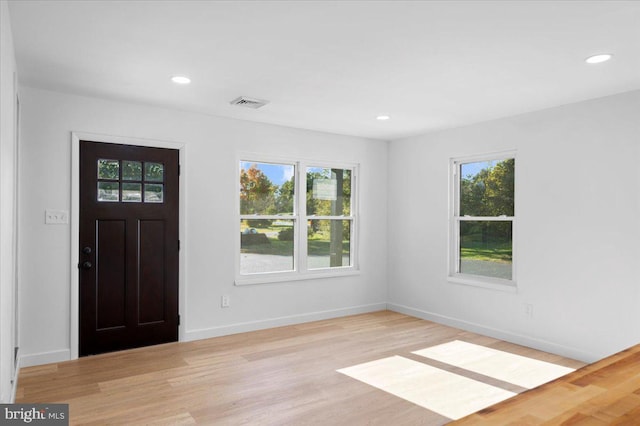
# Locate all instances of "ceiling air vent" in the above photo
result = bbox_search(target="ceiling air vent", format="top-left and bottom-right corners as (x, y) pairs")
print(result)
(229, 96), (269, 109)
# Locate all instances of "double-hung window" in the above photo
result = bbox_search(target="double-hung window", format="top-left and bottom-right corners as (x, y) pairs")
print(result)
(304, 166), (353, 271)
(450, 152), (516, 289)
(238, 158), (357, 283)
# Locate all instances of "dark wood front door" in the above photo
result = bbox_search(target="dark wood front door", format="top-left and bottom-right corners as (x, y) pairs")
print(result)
(79, 141), (179, 356)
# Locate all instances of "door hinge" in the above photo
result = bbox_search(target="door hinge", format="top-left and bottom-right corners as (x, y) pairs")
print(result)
(178, 240), (180, 251)
(177, 315), (181, 326)
(178, 164), (181, 176)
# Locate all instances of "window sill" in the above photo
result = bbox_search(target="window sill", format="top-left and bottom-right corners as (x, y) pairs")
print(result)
(235, 269), (361, 286)
(447, 275), (517, 293)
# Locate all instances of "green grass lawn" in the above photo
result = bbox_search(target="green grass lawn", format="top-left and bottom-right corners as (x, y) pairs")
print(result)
(307, 237), (350, 257)
(243, 227), (501, 263)
(241, 228), (350, 257)
(460, 244), (512, 263)
(241, 238), (292, 255)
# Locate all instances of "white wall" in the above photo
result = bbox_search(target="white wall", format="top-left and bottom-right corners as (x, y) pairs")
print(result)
(0, 0), (19, 402)
(388, 90), (640, 362)
(14, 52), (639, 369)
(17, 86), (389, 366)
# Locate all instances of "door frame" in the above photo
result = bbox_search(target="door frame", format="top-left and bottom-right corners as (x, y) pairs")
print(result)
(71, 131), (186, 360)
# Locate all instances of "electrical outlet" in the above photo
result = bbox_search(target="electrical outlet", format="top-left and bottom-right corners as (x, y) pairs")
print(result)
(221, 295), (230, 308)
(45, 209), (69, 225)
(524, 303), (534, 319)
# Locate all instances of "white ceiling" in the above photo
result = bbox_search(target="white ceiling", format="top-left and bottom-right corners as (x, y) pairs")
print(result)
(7, 1), (640, 140)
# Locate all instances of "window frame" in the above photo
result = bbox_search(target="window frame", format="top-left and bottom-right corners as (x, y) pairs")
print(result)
(448, 151), (517, 292)
(238, 159), (298, 276)
(236, 153), (359, 285)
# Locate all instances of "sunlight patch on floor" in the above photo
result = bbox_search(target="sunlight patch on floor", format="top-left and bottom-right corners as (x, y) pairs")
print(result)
(337, 355), (516, 420)
(413, 340), (575, 389)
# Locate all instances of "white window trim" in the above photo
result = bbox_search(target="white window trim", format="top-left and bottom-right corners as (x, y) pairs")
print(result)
(235, 153), (359, 286)
(448, 150), (517, 291)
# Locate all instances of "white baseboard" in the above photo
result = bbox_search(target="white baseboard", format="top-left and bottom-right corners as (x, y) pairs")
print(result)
(185, 302), (387, 342)
(387, 302), (598, 363)
(19, 349), (71, 369)
(16, 302), (593, 372)
(17, 304), (385, 369)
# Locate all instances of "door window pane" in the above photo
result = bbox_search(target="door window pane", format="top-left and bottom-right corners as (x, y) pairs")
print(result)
(97, 182), (119, 202)
(122, 183), (142, 202)
(144, 184), (164, 203)
(459, 221), (512, 280)
(240, 219), (294, 274)
(97, 159), (119, 180)
(122, 161), (142, 181)
(145, 162), (164, 182)
(96, 159), (168, 204)
(460, 159), (514, 216)
(306, 168), (351, 216)
(307, 219), (351, 269)
(240, 162), (295, 215)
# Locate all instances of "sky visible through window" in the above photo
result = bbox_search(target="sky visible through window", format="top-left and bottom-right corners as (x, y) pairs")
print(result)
(240, 162), (325, 185)
(240, 161), (295, 185)
(461, 160), (498, 179)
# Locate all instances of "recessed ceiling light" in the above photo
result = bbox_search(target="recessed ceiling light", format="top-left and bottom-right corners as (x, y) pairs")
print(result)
(585, 54), (613, 64)
(171, 75), (191, 84)
(376, 115), (390, 121)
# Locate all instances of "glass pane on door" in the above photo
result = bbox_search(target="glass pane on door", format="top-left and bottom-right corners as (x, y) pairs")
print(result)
(97, 159), (119, 180)
(97, 182), (119, 202)
(145, 162), (164, 182)
(122, 183), (142, 202)
(122, 161), (142, 181)
(144, 184), (164, 203)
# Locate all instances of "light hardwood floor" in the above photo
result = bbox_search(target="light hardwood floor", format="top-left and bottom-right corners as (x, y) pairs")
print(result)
(17, 311), (585, 425)
(452, 343), (640, 425)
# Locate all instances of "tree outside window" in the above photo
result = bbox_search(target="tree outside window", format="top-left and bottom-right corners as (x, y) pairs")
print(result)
(306, 167), (352, 269)
(452, 155), (515, 283)
(239, 160), (356, 279)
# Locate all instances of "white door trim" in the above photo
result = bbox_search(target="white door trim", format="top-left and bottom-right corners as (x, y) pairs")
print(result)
(70, 132), (186, 359)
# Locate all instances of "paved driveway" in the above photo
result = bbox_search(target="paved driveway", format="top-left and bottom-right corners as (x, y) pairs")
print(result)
(460, 259), (511, 280)
(241, 254), (350, 274)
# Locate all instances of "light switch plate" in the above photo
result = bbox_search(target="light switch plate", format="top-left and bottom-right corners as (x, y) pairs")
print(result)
(221, 295), (230, 308)
(45, 209), (69, 224)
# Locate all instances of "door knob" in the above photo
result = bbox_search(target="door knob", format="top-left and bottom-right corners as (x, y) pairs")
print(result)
(82, 261), (92, 269)
(82, 246), (92, 254)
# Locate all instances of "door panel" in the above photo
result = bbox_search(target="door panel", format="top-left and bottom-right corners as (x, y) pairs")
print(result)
(79, 141), (179, 356)
(138, 219), (166, 324)
(96, 219), (126, 330)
